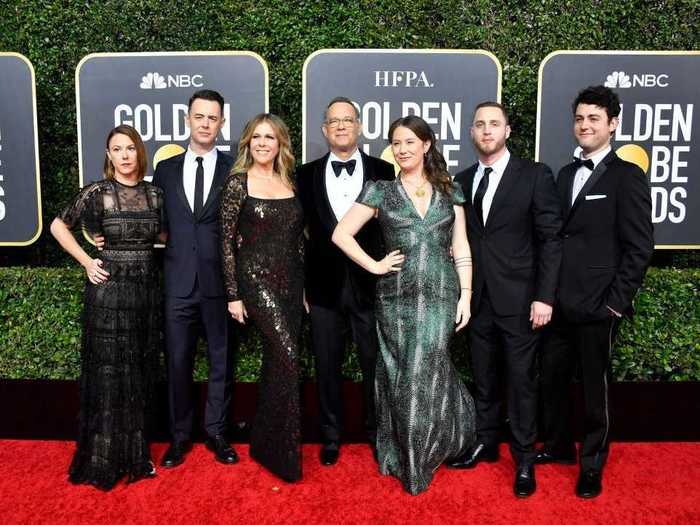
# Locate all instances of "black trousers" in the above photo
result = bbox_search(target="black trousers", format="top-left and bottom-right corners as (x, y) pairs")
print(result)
(309, 278), (378, 446)
(469, 290), (540, 466)
(539, 313), (621, 471)
(164, 279), (234, 441)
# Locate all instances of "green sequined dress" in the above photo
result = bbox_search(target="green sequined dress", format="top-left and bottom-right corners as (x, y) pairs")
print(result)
(357, 178), (476, 496)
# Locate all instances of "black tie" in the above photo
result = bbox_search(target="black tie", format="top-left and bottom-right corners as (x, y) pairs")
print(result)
(474, 167), (493, 227)
(194, 156), (204, 216)
(331, 159), (356, 177)
(574, 157), (595, 170)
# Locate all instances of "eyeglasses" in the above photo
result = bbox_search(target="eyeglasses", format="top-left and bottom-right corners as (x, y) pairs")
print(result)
(325, 117), (357, 128)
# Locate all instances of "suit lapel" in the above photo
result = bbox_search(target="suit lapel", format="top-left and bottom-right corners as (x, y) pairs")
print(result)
(460, 165), (484, 234)
(568, 150), (614, 219)
(313, 153), (337, 228)
(173, 155), (192, 218)
(486, 156), (518, 227)
(198, 152), (228, 221)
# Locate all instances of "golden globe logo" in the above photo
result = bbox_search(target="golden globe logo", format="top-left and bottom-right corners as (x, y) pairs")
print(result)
(139, 72), (204, 89)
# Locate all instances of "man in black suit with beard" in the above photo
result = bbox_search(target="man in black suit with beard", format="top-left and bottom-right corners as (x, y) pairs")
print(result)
(537, 86), (653, 498)
(296, 96), (395, 465)
(153, 90), (238, 468)
(449, 102), (562, 498)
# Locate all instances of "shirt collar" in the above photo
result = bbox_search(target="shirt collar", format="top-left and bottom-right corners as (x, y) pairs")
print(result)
(478, 148), (510, 177)
(328, 148), (361, 165)
(574, 145), (611, 170)
(185, 145), (218, 164)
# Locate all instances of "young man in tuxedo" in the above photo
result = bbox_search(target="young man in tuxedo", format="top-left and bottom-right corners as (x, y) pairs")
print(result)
(537, 85), (653, 498)
(153, 90), (238, 468)
(449, 102), (563, 498)
(296, 97), (395, 465)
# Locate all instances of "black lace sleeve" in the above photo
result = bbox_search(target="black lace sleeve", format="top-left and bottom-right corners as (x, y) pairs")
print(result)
(150, 185), (166, 235)
(57, 182), (103, 236)
(219, 172), (248, 302)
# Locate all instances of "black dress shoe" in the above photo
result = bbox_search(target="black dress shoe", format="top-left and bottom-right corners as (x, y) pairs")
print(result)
(161, 440), (192, 468)
(320, 444), (339, 466)
(446, 443), (499, 469)
(514, 465), (536, 498)
(205, 435), (239, 465)
(535, 447), (577, 465)
(576, 469), (602, 498)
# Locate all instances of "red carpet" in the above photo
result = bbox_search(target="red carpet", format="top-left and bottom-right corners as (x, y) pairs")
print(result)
(1, 441), (699, 524)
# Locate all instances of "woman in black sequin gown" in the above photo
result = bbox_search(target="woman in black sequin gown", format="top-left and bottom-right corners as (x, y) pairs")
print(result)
(220, 114), (305, 482)
(50, 125), (164, 490)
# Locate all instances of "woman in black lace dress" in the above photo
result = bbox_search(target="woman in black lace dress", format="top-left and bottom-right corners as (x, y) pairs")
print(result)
(220, 114), (305, 482)
(50, 125), (164, 490)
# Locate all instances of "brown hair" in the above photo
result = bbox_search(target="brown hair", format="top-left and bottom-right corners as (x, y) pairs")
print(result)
(388, 115), (452, 195)
(103, 124), (147, 181)
(473, 101), (510, 124)
(232, 113), (296, 189)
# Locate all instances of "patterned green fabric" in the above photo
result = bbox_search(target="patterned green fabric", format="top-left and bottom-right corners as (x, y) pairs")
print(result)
(357, 178), (475, 495)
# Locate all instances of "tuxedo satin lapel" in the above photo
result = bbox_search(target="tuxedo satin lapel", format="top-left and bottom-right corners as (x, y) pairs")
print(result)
(487, 157), (519, 226)
(569, 152), (612, 218)
(199, 154), (228, 220)
(313, 154), (338, 228)
(173, 155), (193, 218)
(360, 149), (378, 183)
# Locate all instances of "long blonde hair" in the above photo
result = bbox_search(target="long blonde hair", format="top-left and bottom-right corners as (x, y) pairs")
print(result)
(232, 113), (296, 188)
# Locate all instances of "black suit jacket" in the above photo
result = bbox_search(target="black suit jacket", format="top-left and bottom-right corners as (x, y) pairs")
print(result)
(454, 155), (563, 316)
(296, 150), (395, 308)
(555, 150), (653, 322)
(153, 150), (234, 298)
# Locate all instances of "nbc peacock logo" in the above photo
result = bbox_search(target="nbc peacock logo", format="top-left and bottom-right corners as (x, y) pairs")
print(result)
(140, 72), (167, 90)
(604, 71), (632, 89)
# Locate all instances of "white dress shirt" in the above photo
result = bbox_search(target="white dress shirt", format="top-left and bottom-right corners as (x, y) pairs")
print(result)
(183, 146), (218, 212)
(571, 145), (610, 205)
(471, 149), (511, 225)
(325, 149), (364, 221)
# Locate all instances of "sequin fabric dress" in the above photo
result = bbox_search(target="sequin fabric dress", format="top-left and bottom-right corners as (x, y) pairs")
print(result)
(220, 172), (304, 482)
(357, 178), (476, 495)
(57, 179), (163, 491)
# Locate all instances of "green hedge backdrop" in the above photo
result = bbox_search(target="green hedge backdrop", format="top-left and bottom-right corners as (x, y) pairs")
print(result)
(1, 1), (698, 379)
(1, 266), (698, 381)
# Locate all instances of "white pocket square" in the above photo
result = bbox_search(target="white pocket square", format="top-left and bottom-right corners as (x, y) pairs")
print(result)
(585, 194), (607, 200)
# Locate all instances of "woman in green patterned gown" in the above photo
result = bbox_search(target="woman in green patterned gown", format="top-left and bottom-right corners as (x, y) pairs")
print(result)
(332, 115), (476, 495)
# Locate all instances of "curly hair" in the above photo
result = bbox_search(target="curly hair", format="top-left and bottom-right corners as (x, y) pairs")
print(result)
(232, 113), (296, 188)
(388, 115), (452, 195)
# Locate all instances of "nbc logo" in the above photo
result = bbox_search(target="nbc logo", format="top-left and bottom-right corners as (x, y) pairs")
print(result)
(140, 72), (167, 89)
(604, 71), (632, 89)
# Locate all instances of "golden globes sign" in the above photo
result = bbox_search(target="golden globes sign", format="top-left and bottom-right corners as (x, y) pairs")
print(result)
(537, 51), (700, 248)
(303, 49), (501, 174)
(76, 51), (268, 185)
(0, 53), (42, 246)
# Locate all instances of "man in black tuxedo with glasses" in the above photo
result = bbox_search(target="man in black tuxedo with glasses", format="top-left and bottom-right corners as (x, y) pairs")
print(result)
(296, 96), (395, 466)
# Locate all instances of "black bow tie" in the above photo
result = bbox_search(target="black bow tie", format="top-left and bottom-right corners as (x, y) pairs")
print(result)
(331, 159), (356, 177)
(574, 157), (595, 171)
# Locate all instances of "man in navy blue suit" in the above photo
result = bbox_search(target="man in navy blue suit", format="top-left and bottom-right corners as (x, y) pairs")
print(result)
(153, 90), (238, 468)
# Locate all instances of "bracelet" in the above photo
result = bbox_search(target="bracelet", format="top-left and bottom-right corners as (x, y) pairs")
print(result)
(460, 287), (472, 291)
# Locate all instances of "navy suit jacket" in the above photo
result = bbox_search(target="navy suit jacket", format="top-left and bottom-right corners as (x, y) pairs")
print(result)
(153, 150), (234, 298)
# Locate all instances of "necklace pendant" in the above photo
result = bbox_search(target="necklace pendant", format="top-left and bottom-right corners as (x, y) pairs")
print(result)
(415, 188), (425, 197)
